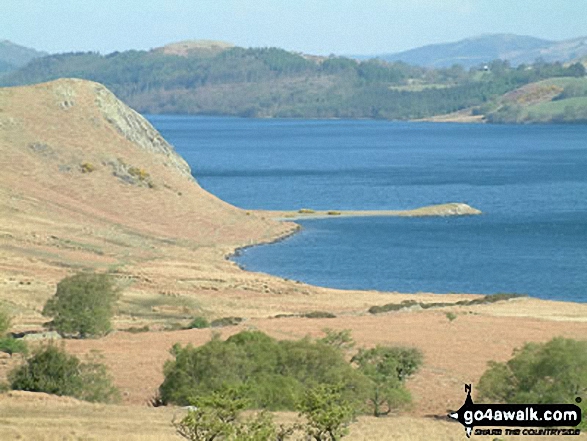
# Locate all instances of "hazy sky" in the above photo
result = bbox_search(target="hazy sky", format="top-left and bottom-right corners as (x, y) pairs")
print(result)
(3, 0), (586, 55)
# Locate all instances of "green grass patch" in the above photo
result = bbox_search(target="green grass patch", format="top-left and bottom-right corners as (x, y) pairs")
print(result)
(526, 96), (587, 116)
(187, 316), (210, 329)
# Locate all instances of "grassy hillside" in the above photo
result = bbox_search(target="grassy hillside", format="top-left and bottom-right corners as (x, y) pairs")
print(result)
(0, 78), (297, 325)
(2, 80), (587, 441)
(483, 77), (587, 123)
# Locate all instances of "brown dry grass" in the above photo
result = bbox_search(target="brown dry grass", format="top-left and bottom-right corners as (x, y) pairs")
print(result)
(1, 79), (587, 440)
(0, 392), (580, 441)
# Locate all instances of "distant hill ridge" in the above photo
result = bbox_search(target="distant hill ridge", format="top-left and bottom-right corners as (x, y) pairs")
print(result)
(0, 40), (47, 74)
(369, 34), (587, 68)
(1, 34), (585, 123)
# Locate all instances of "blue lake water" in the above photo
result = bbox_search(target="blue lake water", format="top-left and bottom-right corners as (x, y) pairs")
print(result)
(147, 115), (587, 302)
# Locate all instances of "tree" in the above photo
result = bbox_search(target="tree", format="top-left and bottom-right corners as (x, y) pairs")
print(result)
(160, 330), (368, 411)
(174, 386), (295, 441)
(298, 384), (355, 441)
(478, 337), (587, 403)
(42, 272), (120, 338)
(319, 329), (355, 352)
(567, 62), (586, 78)
(351, 346), (422, 416)
(478, 337), (587, 427)
(9, 344), (119, 402)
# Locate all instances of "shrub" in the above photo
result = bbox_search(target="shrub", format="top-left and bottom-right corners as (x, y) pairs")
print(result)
(124, 325), (150, 333)
(188, 316), (210, 329)
(9, 344), (119, 402)
(368, 300), (418, 314)
(42, 272), (120, 338)
(210, 317), (243, 328)
(301, 311), (337, 319)
(80, 162), (95, 173)
(327, 211), (342, 216)
(319, 329), (355, 352)
(479, 337), (587, 403)
(351, 346), (422, 416)
(478, 337), (587, 427)
(0, 337), (28, 357)
(174, 386), (247, 441)
(368, 294), (525, 314)
(446, 312), (457, 322)
(174, 386), (297, 441)
(128, 166), (150, 180)
(159, 331), (368, 411)
(298, 208), (316, 214)
(298, 384), (355, 440)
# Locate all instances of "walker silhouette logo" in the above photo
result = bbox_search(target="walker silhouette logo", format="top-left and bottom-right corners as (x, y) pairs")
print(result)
(448, 385), (582, 438)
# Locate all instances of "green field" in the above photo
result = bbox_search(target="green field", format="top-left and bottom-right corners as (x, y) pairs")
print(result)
(526, 96), (587, 121)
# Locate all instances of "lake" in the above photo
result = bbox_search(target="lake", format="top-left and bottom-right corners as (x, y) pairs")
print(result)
(148, 115), (587, 302)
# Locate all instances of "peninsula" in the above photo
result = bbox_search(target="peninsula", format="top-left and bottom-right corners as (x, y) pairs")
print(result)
(1, 79), (586, 441)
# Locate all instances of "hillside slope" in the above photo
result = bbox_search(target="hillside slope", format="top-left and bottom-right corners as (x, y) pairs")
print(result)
(0, 79), (296, 323)
(375, 34), (553, 68)
(375, 34), (587, 68)
(0, 40), (47, 74)
(427, 76), (587, 123)
(2, 81), (587, 436)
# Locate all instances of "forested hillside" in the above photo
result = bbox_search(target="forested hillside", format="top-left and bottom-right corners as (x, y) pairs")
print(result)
(1, 45), (585, 121)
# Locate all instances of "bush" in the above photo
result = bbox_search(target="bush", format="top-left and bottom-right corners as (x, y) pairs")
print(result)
(174, 386), (248, 441)
(351, 346), (422, 416)
(478, 337), (587, 427)
(173, 384), (356, 441)
(368, 293), (525, 314)
(188, 316), (210, 329)
(446, 312), (457, 322)
(298, 384), (355, 440)
(42, 272), (120, 338)
(210, 317), (243, 328)
(9, 344), (119, 402)
(301, 311), (337, 319)
(174, 386), (299, 441)
(0, 337), (28, 357)
(124, 325), (150, 333)
(319, 329), (355, 352)
(80, 162), (95, 173)
(160, 331), (368, 411)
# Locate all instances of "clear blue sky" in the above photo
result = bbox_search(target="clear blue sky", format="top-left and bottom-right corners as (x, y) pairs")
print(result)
(2, 0), (586, 55)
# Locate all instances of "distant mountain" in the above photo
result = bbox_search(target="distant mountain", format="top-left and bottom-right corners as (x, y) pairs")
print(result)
(0, 40), (47, 74)
(525, 36), (587, 66)
(370, 34), (587, 68)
